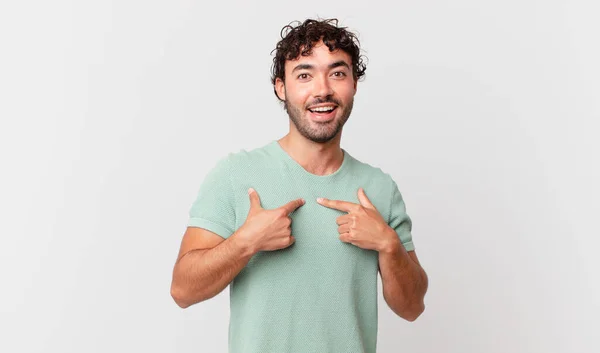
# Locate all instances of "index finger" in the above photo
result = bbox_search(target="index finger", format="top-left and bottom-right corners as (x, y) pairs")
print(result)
(279, 198), (306, 214)
(317, 198), (358, 212)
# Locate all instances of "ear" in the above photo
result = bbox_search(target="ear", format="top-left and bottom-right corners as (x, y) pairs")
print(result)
(275, 77), (286, 101)
(353, 77), (358, 94)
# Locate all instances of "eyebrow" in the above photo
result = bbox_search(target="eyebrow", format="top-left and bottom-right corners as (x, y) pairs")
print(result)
(291, 60), (351, 73)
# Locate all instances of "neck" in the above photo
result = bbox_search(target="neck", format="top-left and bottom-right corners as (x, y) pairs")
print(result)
(277, 132), (344, 176)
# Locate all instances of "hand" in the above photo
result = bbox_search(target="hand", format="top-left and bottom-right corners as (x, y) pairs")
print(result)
(317, 188), (398, 252)
(237, 188), (305, 252)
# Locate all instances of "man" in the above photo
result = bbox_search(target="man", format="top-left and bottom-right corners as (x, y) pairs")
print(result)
(170, 18), (428, 353)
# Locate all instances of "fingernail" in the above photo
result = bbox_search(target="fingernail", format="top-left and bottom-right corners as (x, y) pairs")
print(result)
(317, 197), (324, 203)
(248, 188), (254, 194)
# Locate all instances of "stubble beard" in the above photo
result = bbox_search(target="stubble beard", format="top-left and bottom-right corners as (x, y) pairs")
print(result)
(284, 98), (354, 144)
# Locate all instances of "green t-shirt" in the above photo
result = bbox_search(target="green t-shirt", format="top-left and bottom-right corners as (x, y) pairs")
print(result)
(188, 140), (415, 353)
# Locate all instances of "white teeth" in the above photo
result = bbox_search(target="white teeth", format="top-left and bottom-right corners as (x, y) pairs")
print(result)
(310, 106), (335, 112)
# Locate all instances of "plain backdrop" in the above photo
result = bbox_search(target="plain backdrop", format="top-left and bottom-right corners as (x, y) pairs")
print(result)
(1, 1), (598, 352)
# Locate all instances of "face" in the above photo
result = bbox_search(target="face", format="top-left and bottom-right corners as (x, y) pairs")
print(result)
(275, 40), (357, 143)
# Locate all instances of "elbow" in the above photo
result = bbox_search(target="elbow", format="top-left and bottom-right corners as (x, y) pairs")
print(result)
(403, 303), (425, 322)
(171, 282), (212, 308)
(170, 285), (192, 309)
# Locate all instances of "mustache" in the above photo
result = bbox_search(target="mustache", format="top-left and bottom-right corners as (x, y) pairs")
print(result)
(306, 98), (340, 108)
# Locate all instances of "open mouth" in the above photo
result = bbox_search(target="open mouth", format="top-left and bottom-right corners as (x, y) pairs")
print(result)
(307, 106), (338, 121)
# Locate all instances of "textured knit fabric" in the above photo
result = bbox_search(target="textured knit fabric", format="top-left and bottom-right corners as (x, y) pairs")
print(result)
(187, 140), (415, 353)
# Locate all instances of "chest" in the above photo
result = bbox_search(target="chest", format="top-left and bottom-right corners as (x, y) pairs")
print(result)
(231, 175), (382, 280)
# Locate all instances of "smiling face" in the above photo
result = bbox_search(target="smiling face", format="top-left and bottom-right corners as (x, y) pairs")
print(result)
(275, 40), (358, 143)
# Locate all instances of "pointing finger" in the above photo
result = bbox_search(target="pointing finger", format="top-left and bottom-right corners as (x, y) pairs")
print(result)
(317, 198), (358, 213)
(280, 198), (305, 214)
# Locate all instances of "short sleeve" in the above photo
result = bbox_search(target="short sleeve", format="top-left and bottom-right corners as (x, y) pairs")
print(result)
(388, 180), (415, 252)
(187, 156), (236, 239)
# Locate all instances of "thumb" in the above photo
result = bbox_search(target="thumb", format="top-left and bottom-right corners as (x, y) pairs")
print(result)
(248, 188), (262, 210)
(357, 187), (376, 210)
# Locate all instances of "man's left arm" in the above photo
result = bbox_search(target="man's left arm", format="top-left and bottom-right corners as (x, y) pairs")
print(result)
(378, 232), (428, 321)
(316, 186), (428, 321)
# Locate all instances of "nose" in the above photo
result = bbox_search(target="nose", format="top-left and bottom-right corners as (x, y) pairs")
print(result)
(314, 74), (333, 98)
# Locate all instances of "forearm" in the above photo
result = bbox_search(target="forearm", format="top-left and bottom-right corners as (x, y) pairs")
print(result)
(379, 236), (428, 321)
(171, 231), (256, 308)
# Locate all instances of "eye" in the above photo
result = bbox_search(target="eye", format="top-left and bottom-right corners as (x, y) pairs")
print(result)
(297, 73), (310, 80)
(332, 71), (347, 77)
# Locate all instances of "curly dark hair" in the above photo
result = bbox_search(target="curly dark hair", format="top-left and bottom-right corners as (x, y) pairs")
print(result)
(270, 18), (368, 103)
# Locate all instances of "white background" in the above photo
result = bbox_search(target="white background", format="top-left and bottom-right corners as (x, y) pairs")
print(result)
(1, 1), (598, 352)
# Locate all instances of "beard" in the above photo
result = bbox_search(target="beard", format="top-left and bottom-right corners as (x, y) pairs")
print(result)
(284, 97), (354, 143)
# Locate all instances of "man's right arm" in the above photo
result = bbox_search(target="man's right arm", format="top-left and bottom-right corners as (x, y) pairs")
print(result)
(170, 226), (257, 309)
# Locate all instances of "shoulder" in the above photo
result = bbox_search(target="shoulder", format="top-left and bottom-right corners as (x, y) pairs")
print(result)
(218, 140), (277, 172)
(347, 152), (396, 190)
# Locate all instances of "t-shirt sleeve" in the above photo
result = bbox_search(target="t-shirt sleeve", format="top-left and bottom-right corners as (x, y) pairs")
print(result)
(187, 156), (236, 239)
(387, 179), (415, 252)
